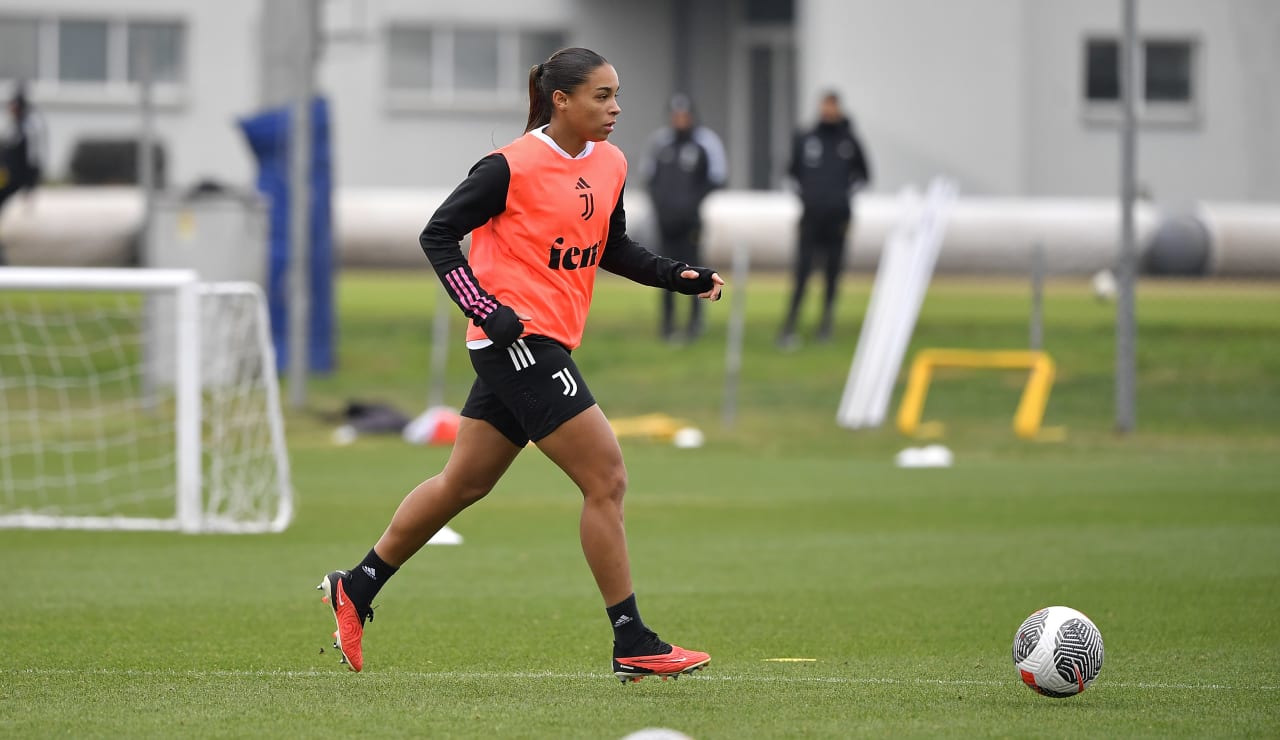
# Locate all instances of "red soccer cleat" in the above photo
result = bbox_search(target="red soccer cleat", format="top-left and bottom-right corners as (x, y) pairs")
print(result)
(613, 644), (711, 683)
(317, 570), (373, 672)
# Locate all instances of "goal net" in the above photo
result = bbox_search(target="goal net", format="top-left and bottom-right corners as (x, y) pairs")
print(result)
(0, 268), (293, 533)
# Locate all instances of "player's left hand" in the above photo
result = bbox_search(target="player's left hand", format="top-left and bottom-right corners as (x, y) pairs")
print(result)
(677, 268), (725, 301)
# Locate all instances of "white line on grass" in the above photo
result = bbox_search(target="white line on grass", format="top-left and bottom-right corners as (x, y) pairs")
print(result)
(10, 668), (1277, 692)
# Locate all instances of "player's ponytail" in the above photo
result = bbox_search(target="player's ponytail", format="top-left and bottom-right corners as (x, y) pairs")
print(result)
(524, 47), (609, 133)
(525, 64), (548, 133)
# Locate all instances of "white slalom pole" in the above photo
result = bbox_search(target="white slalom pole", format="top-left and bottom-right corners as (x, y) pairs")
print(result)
(837, 179), (956, 430)
(865, 178), (955, 427)
(837, 187), (919, 428)
(861, 226), (918, 428)
(839, 227), (906, 427)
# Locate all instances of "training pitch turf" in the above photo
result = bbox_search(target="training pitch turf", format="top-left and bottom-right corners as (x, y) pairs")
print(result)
(3, 273), (1277, 738)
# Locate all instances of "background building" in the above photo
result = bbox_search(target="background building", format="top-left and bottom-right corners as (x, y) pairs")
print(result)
(2, 0), (1276, 202)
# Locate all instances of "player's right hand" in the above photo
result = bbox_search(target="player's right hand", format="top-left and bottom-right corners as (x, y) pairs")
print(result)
(674, 266), (725, 301)
(478, 304), (529, 348)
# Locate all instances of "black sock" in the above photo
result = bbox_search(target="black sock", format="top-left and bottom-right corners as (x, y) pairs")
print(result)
(346, 548), (398, 608)
(607, 594), (670, 657)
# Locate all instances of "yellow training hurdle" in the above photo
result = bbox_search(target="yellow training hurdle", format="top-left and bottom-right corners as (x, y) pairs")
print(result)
(896, 349), (1058, 440)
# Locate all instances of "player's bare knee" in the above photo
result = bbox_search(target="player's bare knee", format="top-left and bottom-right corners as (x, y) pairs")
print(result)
(438, 473), (495, 507)
(455, 481), (495, 507)
(583, 465), (627, 506)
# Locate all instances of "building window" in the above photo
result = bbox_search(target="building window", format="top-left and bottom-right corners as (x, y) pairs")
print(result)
(386, 25), (567, 110)
(1083, 36), (1197, 124)
(0, 17), (40, 82)
(388, 27), (432, 90)
(0, 15), (186, 103)
(59, 20), (109, 83)
(1084, 39), (1119, 102)
(1144, 41), (1193, 102)
(520, 31), (565, 75)
(453, 29), (499, 92)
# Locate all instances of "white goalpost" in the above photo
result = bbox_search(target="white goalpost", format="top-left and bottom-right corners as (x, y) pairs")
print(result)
(0, 267), (292, 533)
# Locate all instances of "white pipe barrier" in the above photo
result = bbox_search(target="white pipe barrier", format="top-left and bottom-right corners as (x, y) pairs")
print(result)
(0, 187), (142, 266)
(700, 190), (1164, 276)
(2, 186), (1278, 276)
(1198, 202), (1280, 276)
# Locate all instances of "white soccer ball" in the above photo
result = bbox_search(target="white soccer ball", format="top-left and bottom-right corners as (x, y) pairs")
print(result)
(330, 424), (358, 446)
(1091, 269), (1117, 301)
(620, 730), (692, 740)
(1012, 605), (1105, 698)
(672, 426), (705, 449)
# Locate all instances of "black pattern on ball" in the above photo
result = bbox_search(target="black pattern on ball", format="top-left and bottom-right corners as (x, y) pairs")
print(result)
(1053, 618), (1105, 687)
(1012, 608), (1049, 664)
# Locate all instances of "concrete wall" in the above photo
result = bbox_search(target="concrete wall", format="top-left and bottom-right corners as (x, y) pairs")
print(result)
(1025, 0), (1280, 202)
(3, 0), (1276, 202)
(684, 0), (734, 171)
(573, 1), (675, 169)
(314, 0), (684, 189)
(3, 0), (262, 188)
(799, 0), (1029, 195)
(318, 0), (579, 189)
(800, 0), (1280, 202)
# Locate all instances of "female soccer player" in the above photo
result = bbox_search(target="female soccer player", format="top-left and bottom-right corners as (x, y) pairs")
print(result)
(319, 47), (722, 682)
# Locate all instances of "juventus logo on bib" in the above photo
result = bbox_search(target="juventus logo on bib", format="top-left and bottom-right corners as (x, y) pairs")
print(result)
(575, 177), (594, 220)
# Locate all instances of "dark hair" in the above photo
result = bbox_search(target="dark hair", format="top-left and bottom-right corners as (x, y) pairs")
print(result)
(525, 47), (609, 133)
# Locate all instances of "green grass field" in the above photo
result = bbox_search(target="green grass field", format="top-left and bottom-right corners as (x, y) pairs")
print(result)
(3, 271), (1278, 738)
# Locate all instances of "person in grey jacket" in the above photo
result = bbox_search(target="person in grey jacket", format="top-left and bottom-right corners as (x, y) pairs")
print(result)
(641, 94), (727, 342)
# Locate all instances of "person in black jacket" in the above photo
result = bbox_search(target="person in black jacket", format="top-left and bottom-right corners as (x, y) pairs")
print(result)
(778, 91), (871, 349)
(0, 86), (45, 266)
(641, 94), (727, 342)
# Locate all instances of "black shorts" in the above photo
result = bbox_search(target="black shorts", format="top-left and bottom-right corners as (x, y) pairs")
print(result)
(461, 335), (596, 447)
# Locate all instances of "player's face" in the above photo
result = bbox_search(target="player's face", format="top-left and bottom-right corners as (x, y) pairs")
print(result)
(820, 97), (842, 123)
(563, 64), (621, 142)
